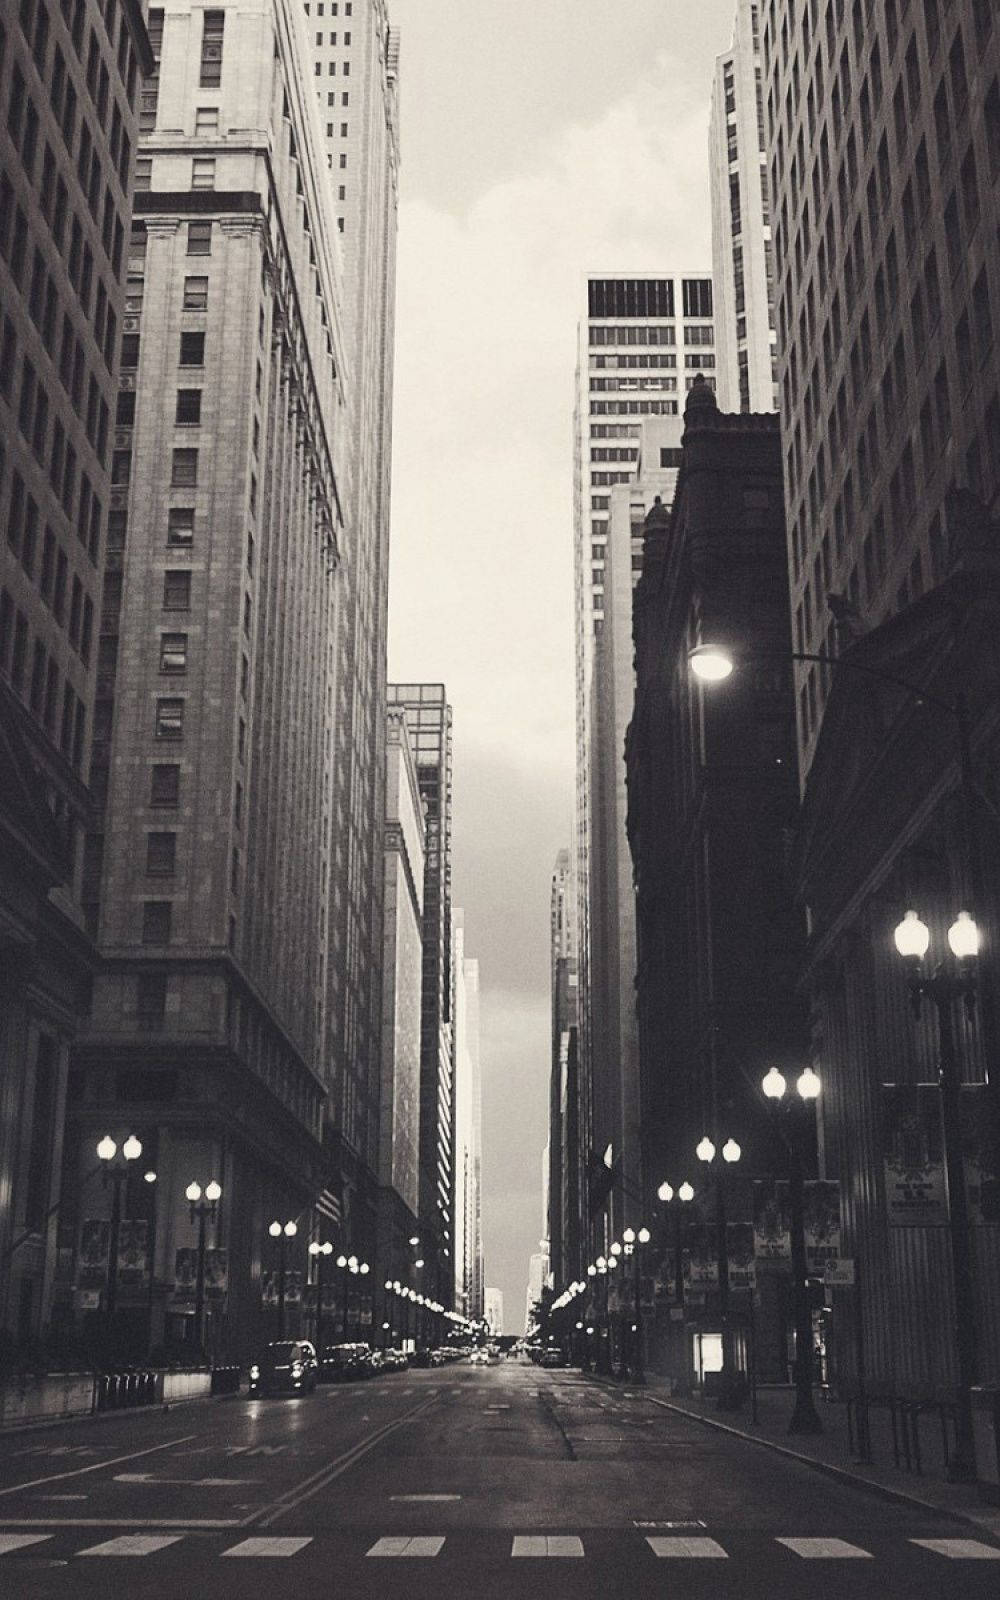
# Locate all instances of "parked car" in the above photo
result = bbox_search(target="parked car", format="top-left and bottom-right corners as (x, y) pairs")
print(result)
(382, 1348), (409, 1372)
(468, 1348), (489, 1366)
(538, 1346), (568, 1368)
(320, 1342), (371, 1382)
(248, 1340), (318, 1396)
(409, 1347), (434, 1367)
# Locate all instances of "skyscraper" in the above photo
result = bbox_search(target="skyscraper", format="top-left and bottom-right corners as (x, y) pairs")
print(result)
(709, 0), (778, 412)
(386, 683), (454, 1308)
(307, 0), (400, 1277)
(68, 0), (350, 1358)
(0, 0), (152, 1343)
(547, 848), (576, 1288)
(452, 912), (483, 1321)
(573, 278), (714, 1250)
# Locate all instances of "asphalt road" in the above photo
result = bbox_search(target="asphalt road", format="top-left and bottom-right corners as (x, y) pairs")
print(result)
(0, 1360), (998, 1598)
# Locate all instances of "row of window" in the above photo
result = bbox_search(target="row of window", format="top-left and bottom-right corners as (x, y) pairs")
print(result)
(0, 585), (87, 766)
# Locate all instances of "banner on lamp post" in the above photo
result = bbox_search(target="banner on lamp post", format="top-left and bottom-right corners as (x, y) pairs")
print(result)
(802, 1180), (841, 1274)
(752, 1180), (791, 1261)
(881, 1084), (946, 1225)
(727, 1222), (756, 1288)
(77, 1220), (110, 1288)
(686, 1224), (718, 1286)
(117, 1220), (148, 1281)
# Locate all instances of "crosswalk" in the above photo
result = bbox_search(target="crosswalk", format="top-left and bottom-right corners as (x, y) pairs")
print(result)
(0, 1530), (998, 1561)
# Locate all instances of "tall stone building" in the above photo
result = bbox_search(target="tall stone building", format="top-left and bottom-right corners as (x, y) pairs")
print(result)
(709, 0), (778, 411)
(762, 0), (1000, 1412)
(0, 0), (153, 1344)
(547, 848), (577, 1289)
(452, 912), (483, 1322)
(572, 274), (715, 1258)
(67, 0), (351, 1359)
(306, 0), (401, 1273)
(386, 683), (455, 1309)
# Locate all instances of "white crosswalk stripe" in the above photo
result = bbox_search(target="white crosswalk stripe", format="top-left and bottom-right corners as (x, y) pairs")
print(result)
(511, 1536), (584, 1557)
(222, 1538), (313, 1558)
(0, 1535), (52, 1555)
(647, 1536), (728, 1558)
(911, 1538), (1000, 1559)
(366, 1536), (445, 1557)
(777, 1537), (872, 1558)
(77, 1535), (184, 1557)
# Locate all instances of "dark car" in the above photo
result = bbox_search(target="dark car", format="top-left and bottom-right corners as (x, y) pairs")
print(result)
(248, 1340), (318, 1396)
(382, 1348), (409, 1372)
(538, 1346), (568, 1368)
(320, 1342), (372, 1381)
(409, 1346), (433, 1367)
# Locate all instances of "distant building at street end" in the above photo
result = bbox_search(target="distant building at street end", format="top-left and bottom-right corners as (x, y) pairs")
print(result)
(484, 1287), (504, 1338)
(525, 1248), (549, 1335)
(547, 849), (581, 1291)
(453, 912), (484, 1322)
(709, 0), (778, 412)
(626, 377), (809, 1385)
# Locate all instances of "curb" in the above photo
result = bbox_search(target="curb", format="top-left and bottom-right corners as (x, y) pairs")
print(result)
(0, 1385), (243, 1438)
(582, 1372), (1000, 1534)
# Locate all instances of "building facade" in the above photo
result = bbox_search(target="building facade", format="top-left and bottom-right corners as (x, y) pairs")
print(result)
(66, 0), (350, 1361)
(452, 913), (483, 1321)
(307, 0), (401, 1274)
(386, 683), (455, 1309)
(547, 848), (579, 1289)
(484, 1285), (503, 1338)
(572, 275), (715, 1264)
(709, 0), (778, 412)
(0, 0), (153, 1346)
(762, 0), (1000, 1412)
(626, 378), (809, 1383)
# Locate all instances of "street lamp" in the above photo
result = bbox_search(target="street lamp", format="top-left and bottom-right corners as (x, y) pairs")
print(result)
(697, 1134), (742, 1410)
(761, 1066), (824, 1436)
(268, 1219), (297, 1337)
(893, 907), (981, 1482)
(658, 1180), (696, 1392)
(185, 1180), (221, 1356)
(309, 1240), (334, 1359)
(97, 1134), (143, 1327)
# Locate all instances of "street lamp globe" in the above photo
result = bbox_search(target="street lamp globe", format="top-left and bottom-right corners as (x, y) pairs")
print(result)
(689, 643), (735, 682)
(696, 1136), (716, 1163)
(762, 1066), (787, 1100)
(360, 1263), (370, 1275)
(409, 1235), (420, 1246)
(623, 1227), (635, 1245)
(321, 1241), (333, 1256)
(797, 1067), (822, 1100)
(143, 1170), (157, 1184)
(587, 1264), (597, 1277)
(97, 1136), (117, 1162)
(186, 1182), (202, 1203)
(948, 910), (980, 960)
(269, 1221), (282, 1238)
(122, 1135), (143, 1162)
(414, 1258), (424, 1268)
(722, 1138), (742, 1164)
(337, 1255), (348, 1268)
(894, 909), (930, 960)
(658, 1181), (673, 1202)
(678, 1182), (695, 1202)
(610, 1241), (622, 1256)
(638, 1227), (651, 1244)
(205, 1181), (222, 1202)
(309, 1241), (321, 1256)
(284, 1221), (297, 1238)
(392, 1279), (400, 1293)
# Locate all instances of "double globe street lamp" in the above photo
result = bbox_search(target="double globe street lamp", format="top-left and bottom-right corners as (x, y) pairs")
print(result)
(696, 1134), (742, 1410)
(309, 1239), (334, 1358)
(268, 1219), (298, 1337)
(761, 1066), (823, 1435)
(185, 1180), (221, 1355)
(96, 1135), (144, 1326)
(621, 1226), (651, 1382)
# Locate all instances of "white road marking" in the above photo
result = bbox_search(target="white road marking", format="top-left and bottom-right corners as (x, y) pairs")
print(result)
(77, 1534), (184, 1557)
(34, 1495), (88, 1502)
(390, 1495), (462, 1502)
(0, 1535), (53, 1555)
(222, 1537), (313, 1558)
(777, 1538), (872, 1558)
(646, 1536), (729, 1558)
(367, 1535), (445, 1557)
(114, 1474), (258, 1487)
(911, 1538), (1000, 1559)
(0, 1435), (197, 1498)
(512, 1536), (584, 1557)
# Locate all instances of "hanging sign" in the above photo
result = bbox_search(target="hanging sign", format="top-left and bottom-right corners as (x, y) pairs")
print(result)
(802, 1180), (841, 1274)
(77, 1220), (110, 1287)
(882, 1084), (946, 1225)
(824, 1257), (855, 1286)
(727, 1222), (757, 1288)
(752, 1180), (791, 1261)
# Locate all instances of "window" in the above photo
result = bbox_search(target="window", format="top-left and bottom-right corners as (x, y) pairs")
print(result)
(195, 106), (219, 135)
(199, 10), (224, 88)
(191, 156), (215, 189)
(171, 448), (197, 487)
(150, 762), (180, 806)
(159, 632), (187, 672)
(136, 972), (166, 1028)
(134, 155), (151, 190)
(179, 330), (205, 365)
(681, 279), (713, 318)
(142, 900), (171, 944)
(167, 507), (194, 546)
(146, 832), (176, 876)
(155, 697), (184, 739)
(183, 274), (208, 310)
(163, 569), (191, 609)
(186, 220), (212, 255)
(175, 388), (201, 424)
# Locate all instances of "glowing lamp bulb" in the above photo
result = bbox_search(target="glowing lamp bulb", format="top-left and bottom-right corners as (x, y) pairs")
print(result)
(762, 1066), (787, 1100)
(696, 1137), (716, 1164)
(894, 909), (930, 960)
(97, 1137), (117, 1162)
(689, 644), (734, 682)
(948, 910), (980, 960)
(722, 1138), (741, 1164)
(797, 1067), (821, 1100)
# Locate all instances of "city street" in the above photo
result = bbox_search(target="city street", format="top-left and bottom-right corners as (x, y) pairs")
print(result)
(0, 1361), (998, 1598)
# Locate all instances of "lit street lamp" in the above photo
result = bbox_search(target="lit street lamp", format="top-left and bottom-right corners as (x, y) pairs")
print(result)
(696, 1133), (742, 1410)
(761, 1065), (823, 1435)
(268, 1219), (298, 1337)
(185, 1179), (221, 1356)
(97, 1134), (143, 1326)
(658, 1180), (695, 1389)
(309, 1239), (334, 1358)
(893, 907), (981, 1482)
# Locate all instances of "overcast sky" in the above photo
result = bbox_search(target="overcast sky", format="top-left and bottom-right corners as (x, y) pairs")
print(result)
(386, 0), (737, 1330)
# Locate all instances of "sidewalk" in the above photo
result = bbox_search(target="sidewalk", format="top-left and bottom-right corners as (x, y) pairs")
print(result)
(587, 1372), (1000, 1537)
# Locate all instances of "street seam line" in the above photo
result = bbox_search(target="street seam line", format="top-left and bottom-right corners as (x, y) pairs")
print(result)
(0, 1436), (198, 1499)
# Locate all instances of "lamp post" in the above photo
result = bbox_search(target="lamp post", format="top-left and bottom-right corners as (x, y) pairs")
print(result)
(268, 1219), (297, 1338)
(309, 1240), (333, 1358)
(658, 1181), (695, 1392)
(621, 1227), (651, 1382)
(893, 907), (981, 1482)
(97, 1134), (143, 1329)
(696, 1134), (742, 1410)
(761, 1066), (823, 1435)
(596, 1256), (609, 1373)
(185, 1180), (221, 1356)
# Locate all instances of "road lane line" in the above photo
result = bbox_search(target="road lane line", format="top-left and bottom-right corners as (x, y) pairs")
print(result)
(390, 1494), (461, 1503)
(367, 1536), (444, 1557)
(77, 1534), (184, 1557)
(512, 1536), (584, 1557)
(0, 1436), (197, 1499)
(0, 1535), (53, 1555)
(647, 1536), (729, 1558)
(911, 1539), (1000, 1559)
(251, 1393), (440, 1528)
(222, 1537), (313, 1557)
(777, 1537), (872, 1558)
